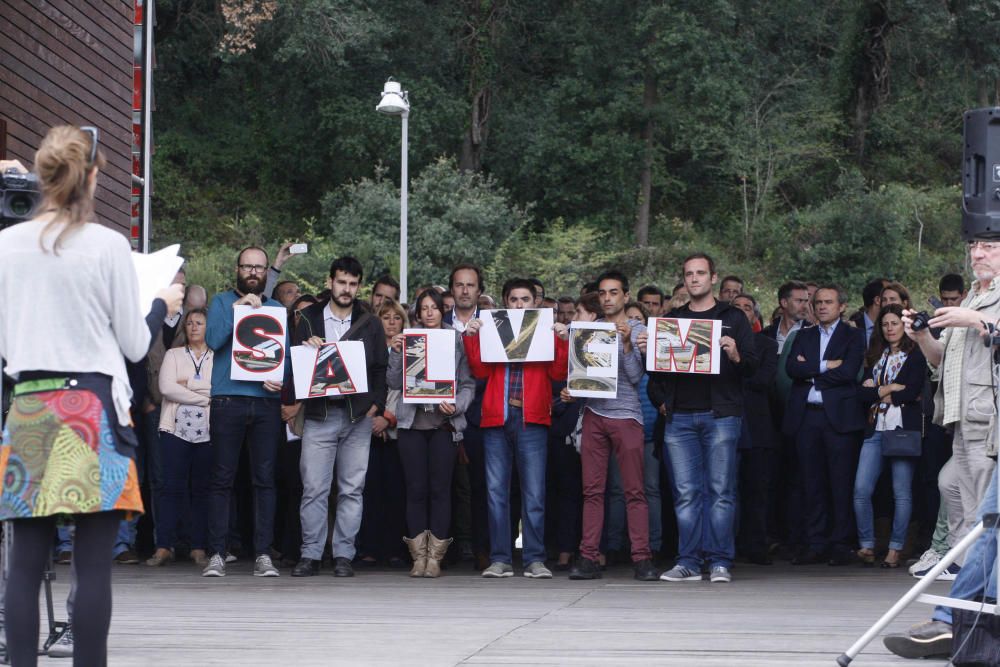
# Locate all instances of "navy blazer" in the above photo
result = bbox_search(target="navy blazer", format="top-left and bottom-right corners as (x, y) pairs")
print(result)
(783, 320), (866, 435)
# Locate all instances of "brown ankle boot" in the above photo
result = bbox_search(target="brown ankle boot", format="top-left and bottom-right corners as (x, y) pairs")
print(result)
(424, 533), (453, 578)
(403, 531), (429, 577)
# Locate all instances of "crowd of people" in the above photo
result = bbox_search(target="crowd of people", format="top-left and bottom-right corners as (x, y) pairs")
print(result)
(2, 128), (999, 665)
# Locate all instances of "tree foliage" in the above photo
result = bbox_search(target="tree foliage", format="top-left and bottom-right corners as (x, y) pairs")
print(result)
(152, 0), (982, 307)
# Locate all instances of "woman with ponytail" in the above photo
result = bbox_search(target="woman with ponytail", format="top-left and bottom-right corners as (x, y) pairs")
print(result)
(0, 126), (183, 666)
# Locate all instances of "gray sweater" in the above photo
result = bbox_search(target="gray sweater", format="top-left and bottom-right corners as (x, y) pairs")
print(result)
(387, 328), (475, 434)
(585, 319), (646, 424)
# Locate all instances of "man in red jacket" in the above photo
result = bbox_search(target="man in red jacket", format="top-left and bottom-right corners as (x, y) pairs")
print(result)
(463, 278), (569, 579)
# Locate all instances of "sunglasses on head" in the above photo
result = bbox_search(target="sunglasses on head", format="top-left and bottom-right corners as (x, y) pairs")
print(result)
(80, 126), (98, 166)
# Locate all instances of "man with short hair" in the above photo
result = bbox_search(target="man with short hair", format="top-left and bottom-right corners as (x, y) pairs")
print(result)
(885, 240), (1000, 658)
(646, 253), (759, 583)
(274, 280), (301, 308)
(849, 279), (886, 345)
(637, 285), (665, 318)
(202, 247), (287, 578)
(784, 285), (865, 566)
(731, 294), (779, 565)
(541, 296), (557, 310)
(371, 275), (401, 310)
(442, 291), (456, 312)
(718, 275), (744, 303)
(568, 271), (658, 581)
(556, 296), (576, 326)
(444, 263), (491, 569)
(762, 281), (810, 354)
(938, 273), (966, 307)
(285, 257), (388, 578)
(463, 279), (569, 578)
(668, 283), (689, 310)
(528, 277), (546, 308)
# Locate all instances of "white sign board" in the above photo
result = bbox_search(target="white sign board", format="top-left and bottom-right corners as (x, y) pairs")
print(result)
(290, 342), (368, 400)
(645, 317), (722, 375)
(567, 321), (618, 398)
(132, 244), (184, 315)
(403, 328), (456, 404)
(478, 308), (554, 363)
(230, 305), (287, 382)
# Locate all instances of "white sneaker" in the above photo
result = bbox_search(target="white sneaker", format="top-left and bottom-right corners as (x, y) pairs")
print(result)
(202, 554), (226, 577)
(254, 554), (280, 577)
(660, 565), (702, 582)
(523, 561), (553, 579)
(709, 566), (732, 583)
(908, 549), (941, 575)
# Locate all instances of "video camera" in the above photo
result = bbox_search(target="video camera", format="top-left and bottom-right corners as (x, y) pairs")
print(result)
(0, 167), (41, 227)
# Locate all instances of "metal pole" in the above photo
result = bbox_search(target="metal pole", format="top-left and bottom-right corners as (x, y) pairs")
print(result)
(399, 111), (409, 304)
(140, 0), (154, 253)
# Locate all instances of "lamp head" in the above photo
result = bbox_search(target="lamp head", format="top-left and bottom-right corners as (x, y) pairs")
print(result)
(376, 79), (410, 116)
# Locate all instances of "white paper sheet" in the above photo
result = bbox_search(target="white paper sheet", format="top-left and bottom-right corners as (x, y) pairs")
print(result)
(567, 321), (618, 398)
(478, 308), (554, 363)
(645, 317), (721, 375)
(132, 244), (184, 315)
(291, 341), (368, 400)
(230, 305), (288, 382)
(402, 328), (456, 404)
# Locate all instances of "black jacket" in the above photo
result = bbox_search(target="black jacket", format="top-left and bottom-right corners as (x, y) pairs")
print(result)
(857, 346), (927, 439)
(288, 299), (388, 423)
(783, 320), (866, 435)
(646, 300), (760, 421)
(741, 333), (778, 448)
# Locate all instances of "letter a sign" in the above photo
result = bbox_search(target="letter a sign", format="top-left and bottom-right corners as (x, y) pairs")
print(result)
(231, 305), (287, 382)
(645, 317), (721, 375)
(478, 309), (554, 363)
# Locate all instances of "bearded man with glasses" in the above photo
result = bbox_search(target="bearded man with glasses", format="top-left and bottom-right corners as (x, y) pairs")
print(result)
(200, 246), (288, 578)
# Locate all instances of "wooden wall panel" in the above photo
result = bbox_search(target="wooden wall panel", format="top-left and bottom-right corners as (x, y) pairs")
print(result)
(0, 0), (134, 235)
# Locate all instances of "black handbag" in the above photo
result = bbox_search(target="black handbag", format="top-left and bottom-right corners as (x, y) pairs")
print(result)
(881, 428), (922, 457)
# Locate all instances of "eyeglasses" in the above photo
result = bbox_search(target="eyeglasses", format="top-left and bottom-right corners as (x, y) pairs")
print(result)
(968, 240), (1000, 251)
(238, 264), (267, 273)
(80, 126), (98, 166)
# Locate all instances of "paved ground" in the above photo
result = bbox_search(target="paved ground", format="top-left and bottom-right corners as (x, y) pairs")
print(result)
(26, 560), (954, 666)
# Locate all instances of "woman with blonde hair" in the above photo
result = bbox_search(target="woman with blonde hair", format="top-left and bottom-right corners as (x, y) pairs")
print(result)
(0, 126), (182, 666)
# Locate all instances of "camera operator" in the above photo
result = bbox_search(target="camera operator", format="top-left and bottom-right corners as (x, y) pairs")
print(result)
(883, 238), (1000, 659)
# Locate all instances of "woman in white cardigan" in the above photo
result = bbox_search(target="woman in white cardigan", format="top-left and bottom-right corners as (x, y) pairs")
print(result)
(147, 309), (214, 566)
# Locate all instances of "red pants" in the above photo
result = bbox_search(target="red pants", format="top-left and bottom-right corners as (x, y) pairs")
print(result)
(578, 410), (651, 562)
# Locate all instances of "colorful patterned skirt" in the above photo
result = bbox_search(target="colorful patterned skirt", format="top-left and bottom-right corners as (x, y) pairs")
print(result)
(0, 376), (144, 520)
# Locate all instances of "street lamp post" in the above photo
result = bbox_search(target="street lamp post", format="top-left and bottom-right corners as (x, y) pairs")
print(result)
(376, 78), (410, 303)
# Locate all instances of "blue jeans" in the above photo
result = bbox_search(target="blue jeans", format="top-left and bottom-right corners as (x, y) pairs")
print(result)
(853, 431), (916, 551)
(156, 431), (212, 550)
(207, 396), (282, 558)
(483, 408), (547, 565)
(664, 412), (741, 569)
(933, 471), (998, 624)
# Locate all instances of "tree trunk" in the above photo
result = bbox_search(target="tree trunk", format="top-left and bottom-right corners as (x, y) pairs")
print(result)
(635, 70), (657, 247)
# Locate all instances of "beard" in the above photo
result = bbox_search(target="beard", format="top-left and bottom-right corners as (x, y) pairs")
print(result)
(332, 291), (354, 307)
(237, 274), (265, 296)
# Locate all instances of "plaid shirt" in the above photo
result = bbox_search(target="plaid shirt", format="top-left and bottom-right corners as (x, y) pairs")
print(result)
(507, 365), (524, 403)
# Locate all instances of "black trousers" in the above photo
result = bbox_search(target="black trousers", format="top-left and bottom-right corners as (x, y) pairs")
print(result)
(462, 422), (490, 554)
(6, 512), (120, 667)
(548, 439), (583, 553)
(795, 407), (860, 555)
(359, 436), (407, 560)
(398, 429), (457, 538)
(738, 447), (775, 557)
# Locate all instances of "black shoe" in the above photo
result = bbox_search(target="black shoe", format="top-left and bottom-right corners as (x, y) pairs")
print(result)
(553, 561), (571, 572)
(333, 557), (354, 577)
(883, 621), (952, 659)
(633, 559), (659, 581)
(568, 557), (602, 580)
(827, 550), (853, 566)
(791, 550), (824, 565)
(291, 558), (320, 577)
(746, 552), (773, 566)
